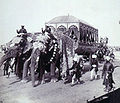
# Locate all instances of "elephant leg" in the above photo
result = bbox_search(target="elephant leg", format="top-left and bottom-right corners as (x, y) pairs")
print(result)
(56, 53), (62, 81)
(3, 68), (5, 76)
(55, 62), (61, 81)
(41, 74), (45, 84)
(16, 57), (23, 79)
(22, 58), (31, 80)
(30, 48), (40, 87)
(15, 62), (18, 76)
(15, 56), (20, 77)
(50, 62), (56, 82)
(14, 58), (17, 74)
(31, 52), (37, 86)
(57, 67), (62, 80)
(38, 67), (45, 82)
(3, 63), (7, 76)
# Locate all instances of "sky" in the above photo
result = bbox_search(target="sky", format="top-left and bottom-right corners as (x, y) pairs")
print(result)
(0, 0), (120, 46)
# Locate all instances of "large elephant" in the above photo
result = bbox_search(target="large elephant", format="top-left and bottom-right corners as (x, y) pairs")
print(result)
(0, 32), (61, 87)
(0, 33), (33, 77)
(29, 32), (61, 87)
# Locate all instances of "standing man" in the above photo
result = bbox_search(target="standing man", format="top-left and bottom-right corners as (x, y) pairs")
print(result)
(102, 56), (115, 92)
(17, 25), (27, 34)
(90, 54), (98, 80)
(69, 57), (82, 86)
(3, 58), (11, 76)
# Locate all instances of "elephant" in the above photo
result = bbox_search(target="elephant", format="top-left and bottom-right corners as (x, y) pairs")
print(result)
(29, 32), (62, 87)
(10, 32), (61, 87)
(0, 33), (33, 77)
(0, 31), (67, 87)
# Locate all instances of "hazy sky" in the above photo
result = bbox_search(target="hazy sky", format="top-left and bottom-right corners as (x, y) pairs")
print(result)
(0, 0), (120, 46)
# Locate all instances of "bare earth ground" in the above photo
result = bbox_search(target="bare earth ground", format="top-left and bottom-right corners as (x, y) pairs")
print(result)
(0, 52), (120, 103)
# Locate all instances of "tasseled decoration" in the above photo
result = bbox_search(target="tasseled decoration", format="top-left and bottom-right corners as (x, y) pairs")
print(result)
(49, 40), (58, 63)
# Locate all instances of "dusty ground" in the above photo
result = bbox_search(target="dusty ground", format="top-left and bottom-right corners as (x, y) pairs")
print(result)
(0, 51), (120, 103)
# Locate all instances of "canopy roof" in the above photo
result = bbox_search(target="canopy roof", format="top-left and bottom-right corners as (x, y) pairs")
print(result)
(46, 15), (94, 28)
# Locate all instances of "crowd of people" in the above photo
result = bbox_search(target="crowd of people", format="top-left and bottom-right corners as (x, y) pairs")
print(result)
(0, 25), (116, 92)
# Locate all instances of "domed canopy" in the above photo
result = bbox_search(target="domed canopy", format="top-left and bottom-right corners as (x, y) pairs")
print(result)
(46, 15), (91, 26)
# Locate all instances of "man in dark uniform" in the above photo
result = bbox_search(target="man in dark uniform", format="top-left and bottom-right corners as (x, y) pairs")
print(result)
(69, 57), (82, 86)
(45, 26), (51, 33)
(102, 56), (115, 92)
(17, 25), (27, 34)
(41, 28), (45, 34)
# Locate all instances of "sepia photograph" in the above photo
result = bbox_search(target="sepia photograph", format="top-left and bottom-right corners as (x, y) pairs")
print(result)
(0, 0), (120, 103)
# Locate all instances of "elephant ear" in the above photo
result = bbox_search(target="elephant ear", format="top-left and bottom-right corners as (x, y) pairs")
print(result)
(11, 36), (22, 44)
(0, 46), (19, 67)
(23, 41), (32, 54)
